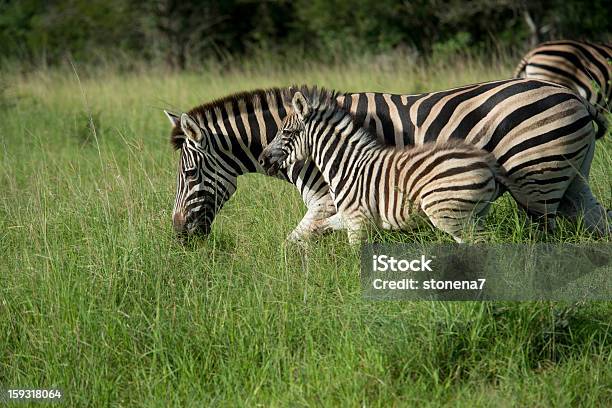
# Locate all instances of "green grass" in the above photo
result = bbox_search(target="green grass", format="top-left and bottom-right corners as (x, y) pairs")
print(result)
(1, 56), (611, 407)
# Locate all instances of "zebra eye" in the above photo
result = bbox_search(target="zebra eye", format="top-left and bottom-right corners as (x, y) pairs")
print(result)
(184, 168), (198, 179)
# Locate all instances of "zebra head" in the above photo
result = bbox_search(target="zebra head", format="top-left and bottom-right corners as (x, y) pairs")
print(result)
(166, 111), (237, 237)
(259, 92), (312, 176)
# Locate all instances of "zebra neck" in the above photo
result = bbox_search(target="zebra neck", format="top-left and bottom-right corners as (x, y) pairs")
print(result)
(205, 127), (256, 176)
(196, 92), (290, 176)
(309, 115), (383, 190)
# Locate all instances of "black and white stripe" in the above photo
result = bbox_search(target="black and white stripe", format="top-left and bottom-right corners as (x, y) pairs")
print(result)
(261, 92), (517, 242)
(514, 40), (611, 130)
(166, 79), (609, 239)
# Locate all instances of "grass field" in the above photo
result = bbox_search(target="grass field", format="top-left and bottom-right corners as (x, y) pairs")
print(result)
(1, 56), (611, 406)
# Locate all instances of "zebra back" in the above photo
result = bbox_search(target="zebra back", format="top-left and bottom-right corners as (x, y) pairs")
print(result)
(514, 40), (612, 113)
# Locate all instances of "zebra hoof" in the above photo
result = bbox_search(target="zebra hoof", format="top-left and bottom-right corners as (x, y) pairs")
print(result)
(285, 230), (311, 248)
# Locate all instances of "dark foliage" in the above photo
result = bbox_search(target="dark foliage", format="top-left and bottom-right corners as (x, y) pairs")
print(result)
(0, 0), (609, 68)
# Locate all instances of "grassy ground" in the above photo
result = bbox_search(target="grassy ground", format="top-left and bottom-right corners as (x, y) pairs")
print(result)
(1, 56), (611, 406)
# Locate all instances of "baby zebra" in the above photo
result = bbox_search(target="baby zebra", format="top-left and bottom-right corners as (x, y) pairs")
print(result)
(260, 92), (519, 244)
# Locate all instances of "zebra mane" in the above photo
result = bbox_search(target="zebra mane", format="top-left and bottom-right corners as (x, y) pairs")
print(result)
(170, 85), (342, 150)
(292, 86), (384, 147)
(280, 85), (340, 108)
(170, 88), (280, 149)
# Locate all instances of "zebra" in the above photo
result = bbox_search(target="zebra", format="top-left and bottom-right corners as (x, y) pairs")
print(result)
(259, 91), (521, 243)
(166, 80), (609, 240)
(514, 40), (612, 133)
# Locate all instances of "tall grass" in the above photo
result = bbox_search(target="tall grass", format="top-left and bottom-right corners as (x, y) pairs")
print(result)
(0, 55), (610, 406)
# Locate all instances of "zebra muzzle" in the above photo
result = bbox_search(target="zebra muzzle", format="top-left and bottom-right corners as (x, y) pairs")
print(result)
(258, 149), (283, 176)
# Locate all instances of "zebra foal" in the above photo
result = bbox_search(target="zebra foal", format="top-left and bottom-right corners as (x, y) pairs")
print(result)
(259, 92), (518, 243)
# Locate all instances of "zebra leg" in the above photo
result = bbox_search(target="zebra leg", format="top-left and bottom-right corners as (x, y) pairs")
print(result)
(422, 209), (468, 243)
(309, 213), (346, 234)
(286, 193), (337, 242)
(559, 177), (610, 235)
(346, 221), (366, 245)
(420, 181), (494, 242)
(557, 139), (610, 235)
(522, 209), (557, 233)
(306, 211), (362, 245)
(286, 160), (338, 242)
(422, 202), (490, 244)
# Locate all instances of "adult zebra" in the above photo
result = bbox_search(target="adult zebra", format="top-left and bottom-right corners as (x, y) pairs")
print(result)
(166, 79), (609, 240)
(514, 40), (611, 128)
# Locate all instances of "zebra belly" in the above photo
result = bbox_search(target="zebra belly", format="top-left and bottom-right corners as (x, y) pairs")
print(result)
(362, 179), (419, 231)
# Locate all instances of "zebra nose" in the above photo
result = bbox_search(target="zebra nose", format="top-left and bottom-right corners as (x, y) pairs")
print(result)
(258, 150), (268, 165)
(173, 211), (186, 233)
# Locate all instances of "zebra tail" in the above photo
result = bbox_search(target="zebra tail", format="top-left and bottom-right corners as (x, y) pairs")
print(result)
(513, 57), (529, 78)
(582, 98), (609, 140)
(484, 153), (523, 201)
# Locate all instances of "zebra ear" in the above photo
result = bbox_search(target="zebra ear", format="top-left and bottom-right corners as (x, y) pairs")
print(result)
(180, 113), (203, 143)
(292, 92), (312, 120)
(164, 110), (180, 127)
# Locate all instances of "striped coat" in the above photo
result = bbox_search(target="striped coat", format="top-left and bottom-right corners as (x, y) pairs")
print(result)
(167, 80), (609, 240)
(260, 92), (519, 243)
(514, 40), (611, 133)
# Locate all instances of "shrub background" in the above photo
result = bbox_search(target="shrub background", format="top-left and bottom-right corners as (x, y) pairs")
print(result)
(1, 0), (610, 69)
